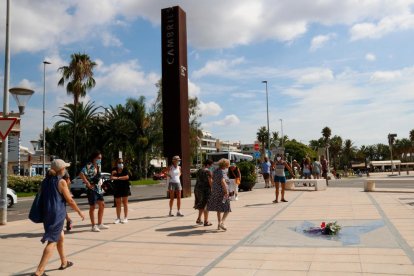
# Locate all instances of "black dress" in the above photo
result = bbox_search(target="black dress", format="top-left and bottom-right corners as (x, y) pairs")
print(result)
(194, 168), (211, 209)
(112, 168), (130, 198)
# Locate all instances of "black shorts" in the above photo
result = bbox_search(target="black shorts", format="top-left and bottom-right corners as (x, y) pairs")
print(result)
(113, 182), (130, 198)
(263, 173), (270, 180)
(87, 190), (104, 205)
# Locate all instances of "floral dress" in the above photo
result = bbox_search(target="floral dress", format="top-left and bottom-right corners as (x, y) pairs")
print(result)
(194, 168), (211, 209)
(207, 169), (231, 213)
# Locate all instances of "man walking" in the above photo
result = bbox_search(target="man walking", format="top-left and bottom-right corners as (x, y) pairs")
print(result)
(261, 157), (271, 188)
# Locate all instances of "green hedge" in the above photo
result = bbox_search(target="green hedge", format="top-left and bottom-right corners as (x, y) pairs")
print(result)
(7, 175), (43, 193)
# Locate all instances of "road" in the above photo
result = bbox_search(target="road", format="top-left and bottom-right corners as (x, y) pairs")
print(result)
(5, 177), (414, 222)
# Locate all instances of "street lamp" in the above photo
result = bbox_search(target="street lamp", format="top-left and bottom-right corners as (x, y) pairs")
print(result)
(1, 0), (11, 225)
(43, 61), (51, 177)
(279, 118), (284, 148)
(262, 81), (270, 156)
(9, 87), (34, 176)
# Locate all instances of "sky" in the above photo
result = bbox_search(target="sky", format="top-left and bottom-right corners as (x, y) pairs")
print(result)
(1, 0), (414, 151)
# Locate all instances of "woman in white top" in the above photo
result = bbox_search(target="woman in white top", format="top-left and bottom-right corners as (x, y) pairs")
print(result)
(167, 155), (183, 217)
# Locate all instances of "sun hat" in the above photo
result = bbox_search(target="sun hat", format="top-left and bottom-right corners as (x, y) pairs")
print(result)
(51, 159), (71, 171)
(172, 155), (181, 160)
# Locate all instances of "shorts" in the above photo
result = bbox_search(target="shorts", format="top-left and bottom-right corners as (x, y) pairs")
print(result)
(87, 190), (104, 206)
(274, 175), (286, 183)
(168, 182), (182, 191)
(303, 172), (311, 178)
(263, 173), (270, 180)
(114, 182), (130, 198)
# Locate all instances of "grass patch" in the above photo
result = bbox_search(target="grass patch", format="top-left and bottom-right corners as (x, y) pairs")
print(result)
(130, 179), (161, 186)
(17, 192), (36, 198)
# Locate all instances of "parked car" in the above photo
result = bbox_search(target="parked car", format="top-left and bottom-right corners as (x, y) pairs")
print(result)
(0, 187), (17, 208)
(153, 171), (167, 180)
(70, 172), (111, 198)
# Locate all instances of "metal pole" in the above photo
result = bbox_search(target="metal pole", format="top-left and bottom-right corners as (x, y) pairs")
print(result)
(42, 61), (50, 177)
(280, 119), (284, 148)
(1, 0), (11, 225)
(262, 81), (270, 156)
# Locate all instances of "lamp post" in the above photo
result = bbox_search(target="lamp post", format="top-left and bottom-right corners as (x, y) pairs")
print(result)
(279, 119), (284, 148)
(9, 87), (35, 176)
(43, 61), (51, 177)
(1, 0), (11, 225)
(262, 81), (270, 156)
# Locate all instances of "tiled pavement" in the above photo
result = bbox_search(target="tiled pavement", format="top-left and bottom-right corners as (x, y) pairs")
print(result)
(1, 184), (414, 275)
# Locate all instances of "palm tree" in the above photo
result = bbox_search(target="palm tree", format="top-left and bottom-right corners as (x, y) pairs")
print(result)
(342, 139), (356, 168)
(256, 126), (268, 158)
(409, 129), (414, 161)
(58, 53), (97, 173)
(55, 101), (99, 165)
(329, 135), (343, 169)
(321, 126), (331, 145)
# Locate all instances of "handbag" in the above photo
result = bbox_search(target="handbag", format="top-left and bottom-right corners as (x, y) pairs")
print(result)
(29, 190), (43, 223)
(230, 168), (241, 185)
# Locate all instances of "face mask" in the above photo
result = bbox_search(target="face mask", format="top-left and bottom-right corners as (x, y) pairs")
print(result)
(96, 159), (102, 165)
(118, 163), (124, 169)
(277, 157), (282, 161)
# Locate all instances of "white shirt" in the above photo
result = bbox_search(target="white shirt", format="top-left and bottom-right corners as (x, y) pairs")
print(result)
(169, 165), (181, 183)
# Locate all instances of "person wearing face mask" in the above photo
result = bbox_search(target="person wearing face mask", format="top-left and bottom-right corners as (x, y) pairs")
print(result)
(168, 155), (183, 217)
(207, 158), (231, 231)
(80, 151), (109, 232)
(273, 154), (295, 203)
(111, 158), (130, 224)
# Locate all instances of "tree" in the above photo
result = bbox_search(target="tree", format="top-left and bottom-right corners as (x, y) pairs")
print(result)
(256, 126), (269, 158)
(342, 139), (357, 168)
(54, 101), (99, 169)
(329, 135), (342, 169)
(321, 126), (332, 145)
(58, 53), (97, 173)
(285, 140), (316, 162)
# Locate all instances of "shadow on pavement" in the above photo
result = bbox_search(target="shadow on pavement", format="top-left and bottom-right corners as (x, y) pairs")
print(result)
(244, 203), (275, 207)
(0, 232), (43, 239)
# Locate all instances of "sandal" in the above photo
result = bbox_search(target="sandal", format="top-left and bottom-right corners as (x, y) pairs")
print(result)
(281, 199), (288, 202)
(196, 219), (203, 225)
(31, 273), (48, 276)
(273, 200), (278, 203)
(204, 221), (212, 226)
(59, 261), (74, 270)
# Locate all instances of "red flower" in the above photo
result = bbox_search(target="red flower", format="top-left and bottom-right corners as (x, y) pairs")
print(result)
(321, 222), (326, 228)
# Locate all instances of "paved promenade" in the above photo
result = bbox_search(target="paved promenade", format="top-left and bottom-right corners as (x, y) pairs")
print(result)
(1, 182), (414, 275)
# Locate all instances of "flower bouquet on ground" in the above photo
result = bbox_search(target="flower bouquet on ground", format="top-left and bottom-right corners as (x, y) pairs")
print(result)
(304, 221), (341, 235)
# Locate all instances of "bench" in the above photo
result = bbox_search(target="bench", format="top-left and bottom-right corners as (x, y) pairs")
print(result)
(285, 179), (328, 191)
(364, 178), (414, 192)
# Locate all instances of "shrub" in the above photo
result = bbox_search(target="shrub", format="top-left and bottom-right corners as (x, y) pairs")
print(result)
(8, 175), (43, 193)
(237, 161), (257, 191)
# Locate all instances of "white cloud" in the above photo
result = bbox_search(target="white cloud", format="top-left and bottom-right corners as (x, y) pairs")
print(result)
(193, 57), (245, 79)
(101, 32), (122, 47)
(204, 114), (240, 128)
(297, 68), (334, 84)
(350, 12), (414, 41)
(199, 101), (222, 116)
(370, 70), (402, 82)
(310, 33), (336, 51)
(365, 53), (377, 61)
(188, 80), (201, 97)
(95, 59), (159, 96)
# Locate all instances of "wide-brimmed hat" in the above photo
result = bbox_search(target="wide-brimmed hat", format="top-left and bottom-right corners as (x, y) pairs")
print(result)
(51, 159), (70, 171)
(172, 155), (181, 161)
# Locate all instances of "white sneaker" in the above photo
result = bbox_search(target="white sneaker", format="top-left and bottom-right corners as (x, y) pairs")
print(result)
(98, 224), (109, 229)
(169, 210), (174, 217)
(121, 218), (128, 224)
(92, 225), (100, 232)
(114, 218), (121, 224)
(235, 196), (239, 201)
(177, 211), (184, 217)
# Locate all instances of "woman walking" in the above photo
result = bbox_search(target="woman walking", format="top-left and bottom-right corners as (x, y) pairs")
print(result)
(111, 158), (130, 224)
(207, 158), (231, 231)
(194, 159), (213, 226)
(80, 151), (109, 232)
(228, 162), (241, 200)
(32, 159), (85, 276)
(168, 155), (183, 217)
